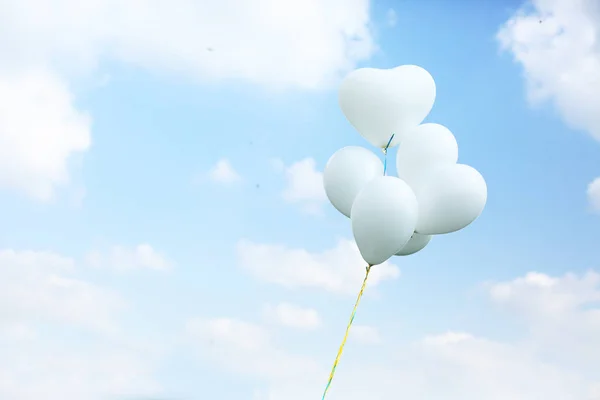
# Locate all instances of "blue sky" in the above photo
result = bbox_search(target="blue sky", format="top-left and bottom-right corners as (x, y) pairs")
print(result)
(1, 0), (599, 399)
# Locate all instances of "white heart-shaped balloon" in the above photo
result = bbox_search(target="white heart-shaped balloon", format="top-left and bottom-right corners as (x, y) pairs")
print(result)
(323, 146), (383, 218)
(351, 176), (418, 266)
(396, 123), (458, 189)
(339, 65), (436, 148)
(395, 232), (432, 256)
(414, 164), (487, 235)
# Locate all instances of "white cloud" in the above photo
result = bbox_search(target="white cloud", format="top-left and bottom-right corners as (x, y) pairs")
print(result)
(263, 303), (321, 330)
(421, 331), (473, 346)
(190, 318), (269, 352)
(5, 254), (597, 400)
(0, 339), (160, 400)
(86, 244), (173, 272)
(386, 8), (397, 27)
(186, 270), (600, 400)
(351, 324), (381, 344)
(0, 248), (161, 400)
(498, 0), (600, 211)
(587, 177), (600, 212)
(0, 68), (91, 201)
(280, 158), (327, 214)
(488, 271), (600, 373)
(186, 317), (319, 381)
(0, 0), (375, 90)
(208, 159), (241, 184)
(405, 332), (591, 400)
(204, 328), (595, 400)
(0, 249), (124, 333)
(497, 0), (600, 141)
(0, 323), (38, 342)
(0, 0), (376, 201)
(236, 238), (400, 295)
(488, 271), (600, 317)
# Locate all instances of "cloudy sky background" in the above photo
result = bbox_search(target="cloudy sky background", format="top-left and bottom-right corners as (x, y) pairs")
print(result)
(1, 0), (600, 399)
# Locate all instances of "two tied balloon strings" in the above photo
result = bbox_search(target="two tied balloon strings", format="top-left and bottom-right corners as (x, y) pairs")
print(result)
(320, 133), (395, 400)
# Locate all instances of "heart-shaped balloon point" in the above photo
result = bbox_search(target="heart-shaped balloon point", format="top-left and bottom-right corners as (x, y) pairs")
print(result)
(339, 65), (436, 148)
(351, 176), (418, 266)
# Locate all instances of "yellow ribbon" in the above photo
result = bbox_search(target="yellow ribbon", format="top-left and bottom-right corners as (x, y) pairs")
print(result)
(321, 264), (372, 400)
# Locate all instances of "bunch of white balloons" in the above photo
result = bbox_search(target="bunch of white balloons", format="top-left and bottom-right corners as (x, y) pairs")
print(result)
(324, 65), (488, 266)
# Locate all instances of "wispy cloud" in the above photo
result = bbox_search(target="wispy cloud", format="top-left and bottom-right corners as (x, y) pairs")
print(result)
(207, 159), (242, 185)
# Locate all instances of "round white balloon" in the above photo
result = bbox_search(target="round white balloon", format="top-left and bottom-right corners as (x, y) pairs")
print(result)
(351, 176), (418, 266)
(323, 146), (384, 218)
(396, 123), (458, 189)
(414, 164), (487, 235)
(395, 233), (432, 256)
(339, 65), (436, 149)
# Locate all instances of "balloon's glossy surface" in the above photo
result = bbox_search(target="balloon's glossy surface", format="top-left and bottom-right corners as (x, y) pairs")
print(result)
(323, 146), (384, 218)
(351, 176), (418, 265)
(414, 164), (487, 235)
(339, 65), (436, 148)
(396, 123), (458, 189)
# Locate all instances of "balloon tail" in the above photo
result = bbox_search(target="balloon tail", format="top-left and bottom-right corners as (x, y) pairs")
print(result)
(320, 264), (372, 400)
(382, 134), (395, 175)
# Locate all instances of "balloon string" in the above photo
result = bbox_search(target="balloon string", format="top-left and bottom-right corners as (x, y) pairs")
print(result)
(382, 134), (395, 176)
(321, 265), (372, 400)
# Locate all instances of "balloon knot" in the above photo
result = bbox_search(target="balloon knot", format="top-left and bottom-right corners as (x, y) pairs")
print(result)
(383, 133), (395, 153)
